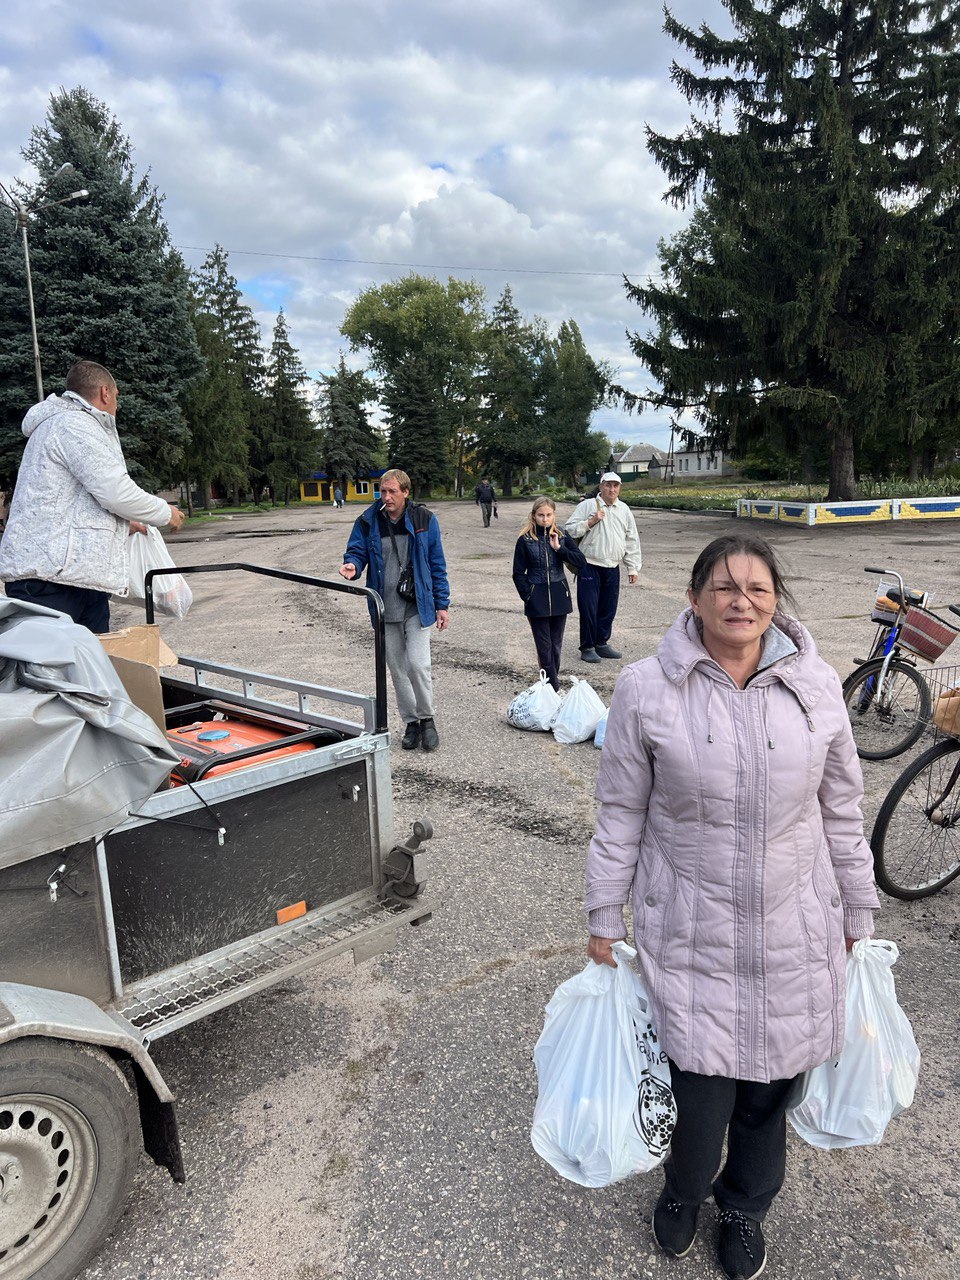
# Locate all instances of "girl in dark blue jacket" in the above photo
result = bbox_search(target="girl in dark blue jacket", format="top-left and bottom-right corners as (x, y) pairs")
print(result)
(512, 497), (586, 690)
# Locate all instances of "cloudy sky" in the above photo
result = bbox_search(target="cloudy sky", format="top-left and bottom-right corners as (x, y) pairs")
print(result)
(0, 0), (726, 452)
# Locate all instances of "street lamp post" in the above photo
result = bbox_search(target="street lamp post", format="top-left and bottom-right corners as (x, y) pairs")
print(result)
(0, 164), (88, 401)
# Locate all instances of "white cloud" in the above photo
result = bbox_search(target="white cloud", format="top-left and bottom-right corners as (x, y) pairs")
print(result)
(0, 0), (723, 449)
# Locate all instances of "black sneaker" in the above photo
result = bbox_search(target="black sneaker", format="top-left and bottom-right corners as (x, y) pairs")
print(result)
(420, 717), (439, 751)
(652, 1188), (699, 1258)
(595, 643), (622, 659)
(401, 721), (421, 750)
(580, 647), (602, 663)
(716, 1209), (766, 1279)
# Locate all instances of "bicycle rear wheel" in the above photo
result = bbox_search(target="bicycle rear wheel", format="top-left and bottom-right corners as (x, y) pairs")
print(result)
(842, 658), (931, 760)
(870, 738), (960, 899)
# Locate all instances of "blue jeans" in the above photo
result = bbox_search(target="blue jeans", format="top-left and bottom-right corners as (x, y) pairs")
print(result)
(576, 564), (620, 650)
(5, 579), (111, 634)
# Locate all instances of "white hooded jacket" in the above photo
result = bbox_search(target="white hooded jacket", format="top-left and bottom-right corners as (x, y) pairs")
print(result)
(0, 392), (171, 594)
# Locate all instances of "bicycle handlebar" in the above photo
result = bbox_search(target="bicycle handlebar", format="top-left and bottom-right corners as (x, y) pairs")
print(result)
(865, 565), (906, 600)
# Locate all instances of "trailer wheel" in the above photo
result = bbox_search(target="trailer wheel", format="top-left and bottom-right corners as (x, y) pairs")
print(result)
(0, 1038), (139, 1280)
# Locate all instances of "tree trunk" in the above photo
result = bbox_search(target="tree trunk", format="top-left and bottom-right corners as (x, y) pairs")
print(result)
(184, 470), (194, 518)
(827, 424), (857, 500)
(502, 466), (514, 497)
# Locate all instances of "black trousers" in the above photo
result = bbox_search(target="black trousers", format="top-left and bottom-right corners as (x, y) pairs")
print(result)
(576, 564), (620, 650)
(479, 502), (493, 526)
(5, 578), (111, 634)
(528, 614), (566, 691)
(663, 1061), (799, 1221)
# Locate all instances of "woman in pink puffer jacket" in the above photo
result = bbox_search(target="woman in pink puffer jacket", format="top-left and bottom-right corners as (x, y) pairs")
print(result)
(585, 533), (879, 1280)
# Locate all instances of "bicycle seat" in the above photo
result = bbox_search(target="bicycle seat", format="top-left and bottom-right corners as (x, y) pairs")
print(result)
(885, 587), (925, 608)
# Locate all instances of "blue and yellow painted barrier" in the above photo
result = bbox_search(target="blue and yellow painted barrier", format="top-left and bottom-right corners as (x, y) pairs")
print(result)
(737, 496), (960, 526)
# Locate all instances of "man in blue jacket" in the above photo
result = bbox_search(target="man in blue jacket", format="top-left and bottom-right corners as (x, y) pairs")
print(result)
(339, 469), (450, 751)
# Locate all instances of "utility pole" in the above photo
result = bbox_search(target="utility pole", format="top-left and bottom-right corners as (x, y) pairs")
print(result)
(0, 164), (88, 400)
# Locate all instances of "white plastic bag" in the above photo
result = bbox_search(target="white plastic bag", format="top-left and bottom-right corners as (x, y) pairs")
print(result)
(531, 943), (677, 1187)
(594, 710), (608, 749)
(552, 676), (606, 744)
(124, 526), (193, 620)
(788, 939), (920, 1149)
(508, 671), (562, 731)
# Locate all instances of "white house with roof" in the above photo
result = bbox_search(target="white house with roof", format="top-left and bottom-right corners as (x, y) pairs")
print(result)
(673, 445), (732, 476)
(614, 443), (668, 477)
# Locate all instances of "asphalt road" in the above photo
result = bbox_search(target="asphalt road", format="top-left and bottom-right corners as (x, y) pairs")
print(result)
(77, 499), (960, 1280)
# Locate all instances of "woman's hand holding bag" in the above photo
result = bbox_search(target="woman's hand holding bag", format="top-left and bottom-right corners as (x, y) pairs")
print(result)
(531, 943), (677, 1187)
(788, 939), (920, 1148)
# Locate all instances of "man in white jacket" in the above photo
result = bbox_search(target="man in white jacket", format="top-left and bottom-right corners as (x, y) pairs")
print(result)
(0, 360), (184, 633)
(564, 472), (641, 662)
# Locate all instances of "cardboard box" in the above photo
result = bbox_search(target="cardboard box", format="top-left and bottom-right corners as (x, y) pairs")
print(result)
(99, 625), (176, 739)
(99, 624), (177, 669)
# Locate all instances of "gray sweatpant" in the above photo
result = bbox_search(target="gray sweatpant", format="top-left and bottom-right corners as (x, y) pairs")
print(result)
(384, 615), (434, 724)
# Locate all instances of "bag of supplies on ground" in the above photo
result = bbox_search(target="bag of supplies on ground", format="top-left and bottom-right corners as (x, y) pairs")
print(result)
(531, 943), (676, 1187)
(594, 710), (608, 749)
(123, 526), (193, 620)
(552, 676), (606, 744)
(507, 671), (562, 731)
(788, 938), (920, 1149)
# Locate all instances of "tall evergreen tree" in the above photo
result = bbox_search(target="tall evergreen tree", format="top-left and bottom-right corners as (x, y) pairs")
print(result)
(317, 355), (380, 496)
(385, 360), (449, 497)
(264, 309), (318, 504)
(181, 307), (248, 511)
(192, 244), (266, 498)
(475, 286), (544, 495)
(0, 87), (201, 484)
(541, 320), (608, 486)
(627, 1), (960, 498)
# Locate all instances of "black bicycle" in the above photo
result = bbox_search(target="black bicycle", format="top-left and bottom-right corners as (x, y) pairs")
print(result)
(842, 566), (960, 761)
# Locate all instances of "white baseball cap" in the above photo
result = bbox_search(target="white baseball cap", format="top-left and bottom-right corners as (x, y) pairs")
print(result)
(600, 472), (622, 484)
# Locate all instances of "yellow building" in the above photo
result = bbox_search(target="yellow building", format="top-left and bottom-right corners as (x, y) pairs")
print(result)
(300, 471), (385, 503)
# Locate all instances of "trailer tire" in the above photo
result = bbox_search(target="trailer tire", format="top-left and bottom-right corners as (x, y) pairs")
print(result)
(0, 1038), (139, 1280)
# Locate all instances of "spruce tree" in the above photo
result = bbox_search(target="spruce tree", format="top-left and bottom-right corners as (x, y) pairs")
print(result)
(541, 320), (608, 487)
(264, 309), (318, 504)
(317, 355), (380, 497)
(386, 360), (449, 498)
(475, 286), (544, 495)
(0, 87), (201, 485)
(628, 1), (960, 498)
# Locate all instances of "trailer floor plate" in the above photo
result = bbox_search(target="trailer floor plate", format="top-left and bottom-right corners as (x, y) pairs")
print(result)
(112, 893), (431, 1042)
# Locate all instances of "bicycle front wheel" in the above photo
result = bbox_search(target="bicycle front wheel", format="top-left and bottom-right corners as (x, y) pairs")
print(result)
(842, 658), (931, 760)
(871, 738), (960, 899)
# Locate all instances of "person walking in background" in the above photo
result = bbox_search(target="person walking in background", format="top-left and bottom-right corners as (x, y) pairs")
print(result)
(339, 468), (450, 751)
(0, 360), (184, 634)
(475, 476), (497, 527)
(564, 472), (640, 662)
(512, 496), (586, 691)
(334, 485), (344, 509)
(585, 533), (879, 1280)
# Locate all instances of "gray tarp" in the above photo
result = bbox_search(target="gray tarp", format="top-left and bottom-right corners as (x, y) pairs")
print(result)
(0, 597), (179, 868)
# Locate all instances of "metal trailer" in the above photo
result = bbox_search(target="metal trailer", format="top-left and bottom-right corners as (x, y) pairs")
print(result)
(0, 566), (433, 1280)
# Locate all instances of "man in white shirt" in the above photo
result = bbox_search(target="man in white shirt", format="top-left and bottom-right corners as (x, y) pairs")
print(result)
(564, 472), (641, 662)
(0, 360), (184, 633)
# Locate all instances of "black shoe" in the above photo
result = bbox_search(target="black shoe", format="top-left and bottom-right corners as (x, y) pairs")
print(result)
(716, 1209), (766, 1280)
(401, 722), (420, 750)
(580, 647), (602, 663)
(595, 643), (622, 659)
(420, 718), (439, 751)
(652, 1188), (699, 1258)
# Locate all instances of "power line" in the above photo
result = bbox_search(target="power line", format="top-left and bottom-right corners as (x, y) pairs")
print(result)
(175, 242), (664, 281)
